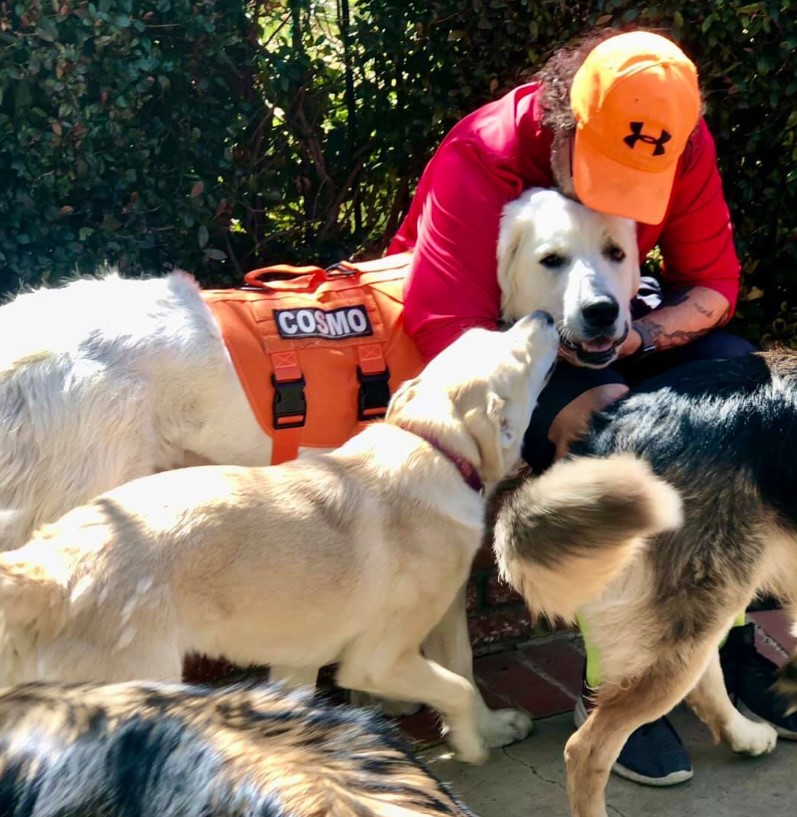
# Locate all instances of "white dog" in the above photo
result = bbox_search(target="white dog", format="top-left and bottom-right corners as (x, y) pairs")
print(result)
(499, 187), (639, 367)
(0, 188), (637, 554)
(0, 314), (559, 762)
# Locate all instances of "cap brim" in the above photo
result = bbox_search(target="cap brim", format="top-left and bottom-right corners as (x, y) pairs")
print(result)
(572, 130), (675, 225)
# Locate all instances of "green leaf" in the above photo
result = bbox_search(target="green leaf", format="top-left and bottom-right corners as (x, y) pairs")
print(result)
(35, 18), (58, 42)
(736, 2), (763, 12)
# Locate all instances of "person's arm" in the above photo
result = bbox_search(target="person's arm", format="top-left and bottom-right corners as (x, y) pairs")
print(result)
(619, 285), (731, 357)
(400, 141), (524, 361)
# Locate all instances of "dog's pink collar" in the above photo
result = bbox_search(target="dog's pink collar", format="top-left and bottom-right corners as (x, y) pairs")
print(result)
(397, 426), (483, 493)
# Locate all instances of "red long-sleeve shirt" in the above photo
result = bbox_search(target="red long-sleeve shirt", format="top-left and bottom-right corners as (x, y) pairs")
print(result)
(388, 82), (740, 362)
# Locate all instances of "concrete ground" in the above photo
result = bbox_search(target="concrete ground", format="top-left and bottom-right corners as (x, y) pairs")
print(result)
(392, 608), (797, 817)
(188, 608), (797, 816)
(422, 704), (796, 817)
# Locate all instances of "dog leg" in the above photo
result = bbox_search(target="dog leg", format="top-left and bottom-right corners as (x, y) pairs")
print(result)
(686, 649), (778, 756)
(565, 654), (711, 817)
(268, 665), (321, 690)
(346, 689), (422, 716)
(337, 652), (487, 764)
(424, 584), (533, 746)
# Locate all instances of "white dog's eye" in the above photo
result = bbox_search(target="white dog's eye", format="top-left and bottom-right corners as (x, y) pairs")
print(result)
(604, 244), (626, 263)
(540, 253), (568, 269)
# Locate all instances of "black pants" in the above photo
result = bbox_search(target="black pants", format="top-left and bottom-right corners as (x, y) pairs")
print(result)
(522, 329), (757, 472)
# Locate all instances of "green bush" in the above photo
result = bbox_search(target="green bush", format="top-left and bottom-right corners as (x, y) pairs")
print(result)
(1, 1), (796, 342)
(255, 0), (589, 264)
(0, 0), (256, 292)
(259, 0), (797, 342)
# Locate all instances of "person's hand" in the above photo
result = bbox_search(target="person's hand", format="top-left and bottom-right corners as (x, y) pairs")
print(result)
(617, 325), (643, 359)
(557, 343), (581, 366)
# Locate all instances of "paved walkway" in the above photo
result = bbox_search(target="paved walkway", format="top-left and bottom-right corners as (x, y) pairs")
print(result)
(398, 609), (797, 817)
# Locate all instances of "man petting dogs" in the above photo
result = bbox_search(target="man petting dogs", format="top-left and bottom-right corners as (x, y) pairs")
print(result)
(390, 28), (795, 786)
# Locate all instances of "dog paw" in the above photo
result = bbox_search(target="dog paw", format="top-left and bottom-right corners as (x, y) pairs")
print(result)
(478, 707), (533, 748)
(726, 715), (778, 756)
(347, 690), (422, 717)
(451, 737), (489, 765)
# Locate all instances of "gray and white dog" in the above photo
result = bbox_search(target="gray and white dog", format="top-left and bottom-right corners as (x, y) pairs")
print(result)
(0, 680), (476, 817)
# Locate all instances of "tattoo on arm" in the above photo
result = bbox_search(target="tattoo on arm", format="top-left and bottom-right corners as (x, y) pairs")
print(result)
(660, 286), (729, 323)
(640, 286), (730, 350)
(693, 300), (715, 319)
(643, 320), (712, 347)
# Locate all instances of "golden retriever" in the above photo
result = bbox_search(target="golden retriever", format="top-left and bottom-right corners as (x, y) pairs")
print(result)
(0, 313), (559, 762)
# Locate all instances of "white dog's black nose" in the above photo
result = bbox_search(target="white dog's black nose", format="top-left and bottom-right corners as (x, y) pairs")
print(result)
(581, 297), (619, 330)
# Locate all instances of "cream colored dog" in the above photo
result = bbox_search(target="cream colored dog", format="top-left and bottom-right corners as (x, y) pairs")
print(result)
(0, 313), (559, 762)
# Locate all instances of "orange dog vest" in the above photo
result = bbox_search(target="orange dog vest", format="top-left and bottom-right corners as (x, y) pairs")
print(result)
(202, 253), (424, 465)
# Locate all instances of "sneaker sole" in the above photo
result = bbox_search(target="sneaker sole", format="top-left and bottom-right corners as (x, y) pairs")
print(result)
(573, 698), (694, 787)
(738, 701), (797, 741)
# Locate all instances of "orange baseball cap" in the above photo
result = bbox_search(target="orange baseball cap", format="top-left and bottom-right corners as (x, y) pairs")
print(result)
(570, 31), (701, 225)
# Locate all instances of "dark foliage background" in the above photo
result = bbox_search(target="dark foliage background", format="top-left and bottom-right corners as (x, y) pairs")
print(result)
(1, 0), (795, 340)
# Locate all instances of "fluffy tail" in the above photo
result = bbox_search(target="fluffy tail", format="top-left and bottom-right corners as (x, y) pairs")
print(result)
(488, 454), (682, 623)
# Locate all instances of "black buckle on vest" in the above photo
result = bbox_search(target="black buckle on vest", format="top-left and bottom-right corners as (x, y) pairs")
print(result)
(272, 375), (307, 429)
(357, 367), (391, 422)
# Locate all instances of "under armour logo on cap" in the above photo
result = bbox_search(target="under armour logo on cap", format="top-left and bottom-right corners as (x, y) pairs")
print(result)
(624, 122), (672, 156)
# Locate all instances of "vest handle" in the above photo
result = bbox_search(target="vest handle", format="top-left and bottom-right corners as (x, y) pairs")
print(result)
(244, 261), (359, 291)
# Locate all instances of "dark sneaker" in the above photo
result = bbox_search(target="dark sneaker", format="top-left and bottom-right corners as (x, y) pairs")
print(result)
(574, 693), (693, 787)
(720, 621), (797, 740)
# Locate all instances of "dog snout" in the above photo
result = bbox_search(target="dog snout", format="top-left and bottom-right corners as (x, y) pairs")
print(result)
(525, 310), (555, 327)
(581, 297), (619, 331)
(515, 309), (555, 327)
(517, 310), (558, 343)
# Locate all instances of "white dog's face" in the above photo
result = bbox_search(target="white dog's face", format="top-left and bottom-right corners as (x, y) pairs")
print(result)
(387, 312), (559, 483)
(497, 187), (640, 369)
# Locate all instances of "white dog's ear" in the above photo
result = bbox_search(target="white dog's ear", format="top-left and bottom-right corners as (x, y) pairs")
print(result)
(463, 391), (507, 484)
(497, 207), (527, 318)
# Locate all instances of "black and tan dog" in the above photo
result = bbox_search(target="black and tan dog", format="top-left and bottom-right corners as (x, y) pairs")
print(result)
(488, 348), (797, 817)
(0, 680), (474, 817)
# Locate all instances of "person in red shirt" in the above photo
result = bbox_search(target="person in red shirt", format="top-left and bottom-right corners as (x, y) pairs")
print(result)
(389, 28), (795, 786)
